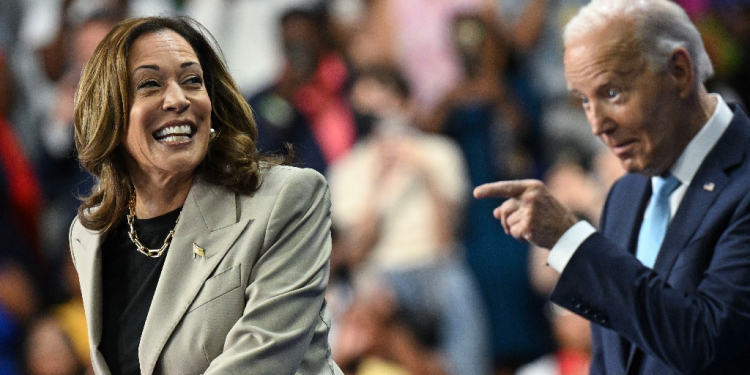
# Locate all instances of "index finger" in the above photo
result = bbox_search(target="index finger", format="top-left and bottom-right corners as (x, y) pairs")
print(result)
(473, 179), (542, 199)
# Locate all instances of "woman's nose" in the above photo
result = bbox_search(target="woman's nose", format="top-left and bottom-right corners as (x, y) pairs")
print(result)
(162, 81), (190, 112)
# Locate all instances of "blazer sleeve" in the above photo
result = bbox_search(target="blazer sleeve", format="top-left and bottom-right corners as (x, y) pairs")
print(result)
(203, 168), (335, 375)
(550, 188), (750, 373)
(581, 185), (615, 375)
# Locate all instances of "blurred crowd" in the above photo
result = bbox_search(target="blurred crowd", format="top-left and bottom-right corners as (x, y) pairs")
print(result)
(0, 0), (748, 374)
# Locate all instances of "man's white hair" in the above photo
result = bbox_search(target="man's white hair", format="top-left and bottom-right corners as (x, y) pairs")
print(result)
(563, 0), (714, 84)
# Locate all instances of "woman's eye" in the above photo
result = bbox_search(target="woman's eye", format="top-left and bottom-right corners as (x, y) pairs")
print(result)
(137, 80), (159, 89)
(185, 76), (203, 85)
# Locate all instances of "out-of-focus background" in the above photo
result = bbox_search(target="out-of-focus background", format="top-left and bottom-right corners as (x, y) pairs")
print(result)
(0, 0), (747, 374)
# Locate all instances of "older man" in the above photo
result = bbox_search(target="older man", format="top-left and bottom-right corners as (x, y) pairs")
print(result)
(475, 0), (750, 373)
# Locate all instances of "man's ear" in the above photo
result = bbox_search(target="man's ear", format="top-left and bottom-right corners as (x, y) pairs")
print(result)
(668, 47), (695, 99)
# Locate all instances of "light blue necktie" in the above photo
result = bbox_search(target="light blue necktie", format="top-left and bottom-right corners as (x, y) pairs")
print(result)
(636, 173), (681, 268)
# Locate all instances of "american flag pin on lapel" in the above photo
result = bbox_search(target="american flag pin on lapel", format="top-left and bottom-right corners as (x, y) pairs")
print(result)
(193, 243), (205, 259)
(703, 182), (715, 192)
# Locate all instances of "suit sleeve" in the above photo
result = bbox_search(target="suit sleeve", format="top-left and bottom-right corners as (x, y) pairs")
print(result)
(578, 185), (615, 375)
(203, 168), (336, 375)
(550, 186), (750, 373)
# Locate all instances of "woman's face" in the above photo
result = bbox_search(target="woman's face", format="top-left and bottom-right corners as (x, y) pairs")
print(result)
(123, 29), (212, 185)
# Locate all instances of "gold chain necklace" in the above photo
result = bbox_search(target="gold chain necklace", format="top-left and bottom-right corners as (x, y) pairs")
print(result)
(126, 193), (181, 258)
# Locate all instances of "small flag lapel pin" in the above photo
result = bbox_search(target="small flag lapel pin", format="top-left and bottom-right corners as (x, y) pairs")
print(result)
(193, 243), (205, 259)
(703, 182), (715, 192)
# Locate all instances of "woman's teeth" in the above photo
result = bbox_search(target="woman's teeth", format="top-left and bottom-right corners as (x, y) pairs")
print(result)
(161, 135), (189, 142)
(154, 125), (193, 142)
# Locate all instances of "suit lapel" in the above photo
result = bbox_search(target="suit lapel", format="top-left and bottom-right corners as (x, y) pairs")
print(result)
(139, 177), (253, 375)
(653, 166), (729, 275)
(607, 176), (651, 255)
(626, 104), (750, 373)
(70, 222), (109, 373)
(654, 105), (750, 276)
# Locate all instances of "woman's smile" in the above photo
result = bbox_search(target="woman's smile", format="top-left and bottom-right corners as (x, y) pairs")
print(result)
(152, 120), (196, 144)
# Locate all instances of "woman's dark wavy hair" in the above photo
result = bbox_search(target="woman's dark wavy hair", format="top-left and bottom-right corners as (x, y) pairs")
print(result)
(74, 15), (280, 233)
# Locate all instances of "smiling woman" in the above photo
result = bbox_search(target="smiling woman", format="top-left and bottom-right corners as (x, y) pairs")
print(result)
(122, 29), (213, 213)
(70, 16), (343, 375)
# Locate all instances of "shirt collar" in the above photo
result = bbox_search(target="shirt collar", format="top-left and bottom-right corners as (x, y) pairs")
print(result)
(669, 94), (733, 186)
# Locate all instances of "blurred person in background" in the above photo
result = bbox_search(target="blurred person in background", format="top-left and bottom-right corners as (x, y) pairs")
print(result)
(0, 0), (22, 53)
(426, 10), (533, 180)
(184, 0), (324, 95)
(0, 33), (45, 272)
(330, 0), (395, 73)
(669, 0), (748, 107)
(426, 11), (555, 374)
(37, 11), (117, 304)
(248, 7), (356, 175)
(70, 15), (342, 374)
(711, 0), (750, 107)
(0, 47), (43, 375)
(493, 0), (597, 168)
(328, 65), (490, 375)
(24, 314), (90, 375)
(516, 304), (591, 375)
(337, 0), (497, 117)
(47, 252), (92, 371)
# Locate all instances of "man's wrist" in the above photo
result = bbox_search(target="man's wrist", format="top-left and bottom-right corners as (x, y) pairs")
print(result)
(547, 221), (597, 272)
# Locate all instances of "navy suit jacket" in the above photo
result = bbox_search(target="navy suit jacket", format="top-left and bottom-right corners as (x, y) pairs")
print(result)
(550, 104), (750, 374)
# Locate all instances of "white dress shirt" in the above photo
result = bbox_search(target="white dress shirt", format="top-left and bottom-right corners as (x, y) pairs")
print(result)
(547, 94), (735, 272)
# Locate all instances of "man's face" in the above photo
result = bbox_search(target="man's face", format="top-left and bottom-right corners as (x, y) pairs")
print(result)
(282, 16), (321, 81)
(564, 22), (685, 176)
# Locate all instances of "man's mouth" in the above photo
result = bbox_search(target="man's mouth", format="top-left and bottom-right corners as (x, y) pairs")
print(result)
(612, 140), (636, 156)
(153, 124), (195, 143)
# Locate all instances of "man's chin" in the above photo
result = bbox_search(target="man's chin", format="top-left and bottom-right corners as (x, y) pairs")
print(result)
(618, 158), (640, 174)
(619, 159), (661, 176)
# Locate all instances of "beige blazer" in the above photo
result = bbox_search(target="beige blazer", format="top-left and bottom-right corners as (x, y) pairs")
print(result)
(69, 166), (343, 375)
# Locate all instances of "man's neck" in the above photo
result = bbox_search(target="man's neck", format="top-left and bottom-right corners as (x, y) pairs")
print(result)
(698, 86), (719, 125)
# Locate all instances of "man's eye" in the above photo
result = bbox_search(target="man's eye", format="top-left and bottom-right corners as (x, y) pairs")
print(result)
(607, 89), (620, 99)
(580, 96), (589, 105)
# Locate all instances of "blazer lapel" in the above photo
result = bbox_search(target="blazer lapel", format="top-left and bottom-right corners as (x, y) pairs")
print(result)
(626, 171), (729, 371)
(138, 177), (253, 375)
(653, 167), (729, 275)
(626, 104), (750, 373)
(608, 175), (651, 255)
(654, 106), (750, 276)
(70, 223), (109, 373)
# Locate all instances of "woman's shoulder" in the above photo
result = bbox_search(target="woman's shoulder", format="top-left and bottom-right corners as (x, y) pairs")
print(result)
(68, 213), (99, 238)
(68, 214), (103, 259)
(229, 165), (330, 220)
(69, 215), (83, 243)
(248, 165), (328, 200)
(259, 165), (326, 188)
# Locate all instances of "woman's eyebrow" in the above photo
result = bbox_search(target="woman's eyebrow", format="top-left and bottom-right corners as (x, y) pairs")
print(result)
(132, 61), (199, 74)
(133, 64), (159, 74)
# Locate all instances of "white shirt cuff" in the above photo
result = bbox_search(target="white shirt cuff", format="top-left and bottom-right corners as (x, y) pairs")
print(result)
(547, 221), (597, 273)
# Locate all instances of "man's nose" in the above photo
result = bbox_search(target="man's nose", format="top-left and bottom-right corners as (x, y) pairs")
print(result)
(587, 101), (614, 136)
